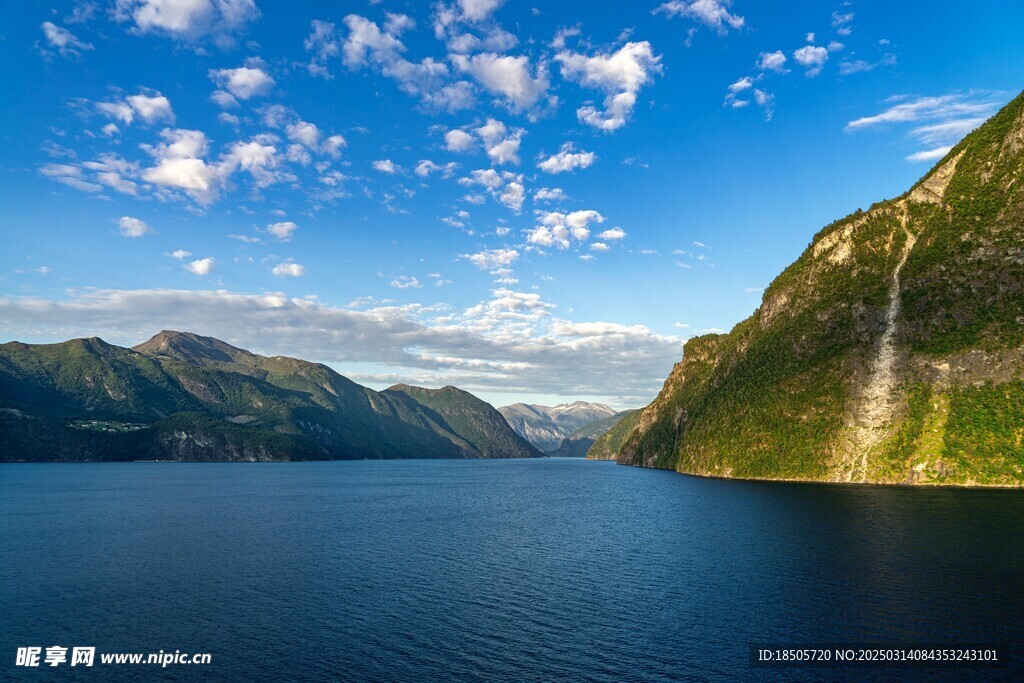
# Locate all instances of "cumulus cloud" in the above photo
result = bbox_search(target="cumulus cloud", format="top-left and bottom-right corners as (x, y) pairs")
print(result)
(113, 0), (259, 47)
(415, 160), (459, 177)
(526, 209), (605, 249)
(389, 275), (422, 289)
(653, 0), (744, 35)
(533, 187), (567, 202)
(459, 248), (519, 270)
(118, 216), (153, 238)
(184, 257), (215, 276)
(373, 159), (399, 174)
(756, 50), (788, 73)
(341, 14), (474, 112)
(598, 227), (626, 240)
(537, 143), (596, 173)
(97, 91), (175, 125)
(272, 262), (306, 277)
(458, 169), (524, 212)
(793, 45), (828, 77)
(264, 221), (298, 240)
(450, 53), (549, 110)
(209, 61), (275, 100)
(556, 41), (661, 131)
(39, 21), (93, 58)
(141, 128), (222, 205)
(476, 118), (523, 165)
(445, 128), (476, 152)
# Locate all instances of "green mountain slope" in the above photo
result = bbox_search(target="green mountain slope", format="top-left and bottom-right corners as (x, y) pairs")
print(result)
(549, 410), (636, 457)
(383, 384), (543, 458)
(0, 331), (541, 461)
(603, 91), (1024, 486)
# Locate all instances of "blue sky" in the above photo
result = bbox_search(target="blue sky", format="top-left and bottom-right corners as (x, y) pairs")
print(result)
(1, 0), (1021, 408)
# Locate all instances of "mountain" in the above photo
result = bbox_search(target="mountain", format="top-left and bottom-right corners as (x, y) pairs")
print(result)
(549, 410), (636, 457)
(497, 401), (618, 452)
(0, 331), (542, 461)
(596, 91), (1024, 486)
(382, 384), (544, 458)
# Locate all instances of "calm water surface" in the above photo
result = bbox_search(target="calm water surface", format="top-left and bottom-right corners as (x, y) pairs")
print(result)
(1, 459), (1022, 681)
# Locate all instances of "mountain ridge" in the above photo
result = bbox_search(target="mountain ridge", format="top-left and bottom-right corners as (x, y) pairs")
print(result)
(0, 331), (541, 462)
(498, 401), (617, 452)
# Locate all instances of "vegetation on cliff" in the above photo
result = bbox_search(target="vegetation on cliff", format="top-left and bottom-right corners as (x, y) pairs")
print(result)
(602, 91), (1024, 486)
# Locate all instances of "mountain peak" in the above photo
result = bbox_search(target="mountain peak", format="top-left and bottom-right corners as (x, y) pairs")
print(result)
(132, 330), (253, 365)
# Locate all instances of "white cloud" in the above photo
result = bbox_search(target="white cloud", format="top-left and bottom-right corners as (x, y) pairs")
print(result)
(526, 210), (605, 249)
(477, 118), (523, 165)
(169, 249), (192, 260)
(39, 21), (94, 58)
(184, 257), (215, 276)
(0, 288), (683, 404)
(373, 159), (399, 174)
(459, 248), (519, 270)
(445, 129), (476, 152)
(322, 134), (347, 158)
(728, 76), (753, 93)
(272, 262), (306, 277)
(457, 0), (505, 22)
(118, 216), (153, 238)
(264, 221), (298, 241)
(537, 143), (596, 173)
(458, 169), (524, 212)
(451, 53), (549, 110)
(598, 227), (626, 240)
(793, 45), (828, 77)
(653, 0), (744, 35)
(97, 91), (175, 125)
(845, 93), (1003, 134)
(113, 0), (259, 46)
(837, 54), (897, 75)
(286, 121), (320, 148)
(209, 62), (275, 100)
(556, 41), (662, 131)
(756, 50), (787, 73)
(342, 14), (474, 112)
(533, 187), (566, 202)
(390, 275), (422, 289)
(906, 146), (952, 163)
(415, 160), (459, 177)
(141, 128), (222, 205)
(831, 11), (853, 36)
(590, 242), (609, 252)
(304, 19), (341, 78)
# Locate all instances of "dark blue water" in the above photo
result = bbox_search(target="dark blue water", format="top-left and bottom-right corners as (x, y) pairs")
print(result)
(1, 459), (1022, 681)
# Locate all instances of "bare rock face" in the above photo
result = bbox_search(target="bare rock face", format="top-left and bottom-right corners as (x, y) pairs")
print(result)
(606, 91), (1024, 487)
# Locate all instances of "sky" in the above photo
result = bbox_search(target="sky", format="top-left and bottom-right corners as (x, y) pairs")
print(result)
(0, 0), (1022, 409)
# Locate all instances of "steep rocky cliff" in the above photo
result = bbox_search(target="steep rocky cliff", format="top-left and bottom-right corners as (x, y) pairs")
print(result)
(598, 91), (1024, 486)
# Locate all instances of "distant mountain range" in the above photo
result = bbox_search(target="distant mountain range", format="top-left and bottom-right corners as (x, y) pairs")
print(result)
(592, 90), (1024, 487)
(497, 401), (619, 452)
(0, 331), (543, 461)
(548, 410), (637, 457)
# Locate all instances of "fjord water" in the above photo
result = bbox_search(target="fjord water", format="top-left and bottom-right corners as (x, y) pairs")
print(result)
(1, 460), (1022, 681)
